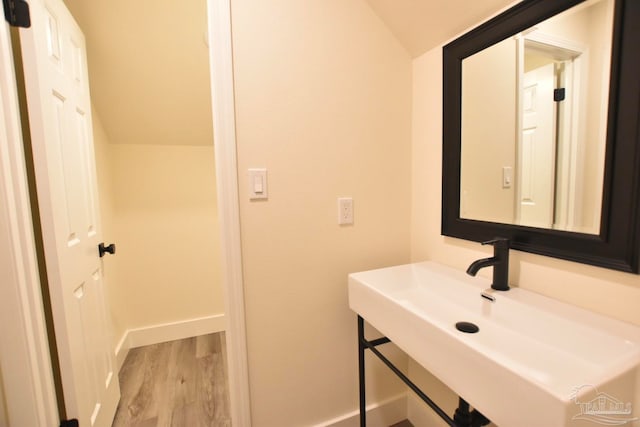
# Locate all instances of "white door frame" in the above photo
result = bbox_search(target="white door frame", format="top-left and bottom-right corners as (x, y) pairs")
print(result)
(0, 22), (59, 427)
(0, 0), (251, 425)
(516, 31), (587, 230)
(523, 31), (587, 232)
(208, 1), (252, 425)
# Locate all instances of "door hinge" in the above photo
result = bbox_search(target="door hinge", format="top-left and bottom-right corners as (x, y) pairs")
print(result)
(554, 88), (566, 102)
(60, 419), (79, 427)
(2, 0), (30, 28)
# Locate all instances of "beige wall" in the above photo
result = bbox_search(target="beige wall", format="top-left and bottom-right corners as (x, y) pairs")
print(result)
(410, 31), (640, 426)
(230, 0), (413, 424)
(460, 38), (517, 223)
(92, 108), (223, 345)
(70, 0), (223, 350)
(108, 144), (224, 331)
(92, 107), (123, 345)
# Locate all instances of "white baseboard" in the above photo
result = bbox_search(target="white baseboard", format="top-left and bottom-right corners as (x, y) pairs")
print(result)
(316, 394), (407, 427)
(114, 314), (226, 372)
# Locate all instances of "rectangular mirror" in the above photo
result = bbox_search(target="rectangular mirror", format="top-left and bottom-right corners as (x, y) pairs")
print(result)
(442, 0), (640, 273)
(460, 0), (614, 234)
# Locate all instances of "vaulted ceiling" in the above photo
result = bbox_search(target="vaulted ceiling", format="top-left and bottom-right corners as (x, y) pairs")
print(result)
(63, 0), (213, 146)
(62, 0), (515, 146)
(364, 0), (516, 57)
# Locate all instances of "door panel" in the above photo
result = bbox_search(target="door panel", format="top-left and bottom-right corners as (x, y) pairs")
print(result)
(20, 0), (120, 424)
(518, 63), (556, 228)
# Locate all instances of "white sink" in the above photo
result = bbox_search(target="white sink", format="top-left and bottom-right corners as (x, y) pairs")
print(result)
(348, 261), (640, 427)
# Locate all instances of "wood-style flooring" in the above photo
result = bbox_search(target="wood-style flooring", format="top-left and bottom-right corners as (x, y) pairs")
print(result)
(111, 335), (415, 427)
(111, 333), (230, 427)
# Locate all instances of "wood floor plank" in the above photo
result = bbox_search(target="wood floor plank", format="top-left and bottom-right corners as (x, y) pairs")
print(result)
(154, 341), (179, 427)
(211, 354), (230, 422)
(169, 403), (192, 427)
(195, 351), (231, 426)
(112, 333), (230, 427)
(113, 346), (148, 426)
(114, 341), (173, 425)
(133, 342), (173, 422)
(131, 416), (159, 427)
(195, 333), (216, 358)
(195, 354), (216, 425)
(118, 347), (145, 398)
(210, 332), (230, 424)
(163, 337), (197, 422)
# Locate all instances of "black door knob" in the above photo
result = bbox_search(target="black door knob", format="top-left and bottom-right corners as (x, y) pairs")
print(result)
(98, 243), (116, 257)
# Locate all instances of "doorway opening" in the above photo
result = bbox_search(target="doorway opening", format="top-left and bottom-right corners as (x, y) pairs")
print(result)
(2, 0), (249, 425)
(60, 0), (231, 424)
(516, 32), (586, 230)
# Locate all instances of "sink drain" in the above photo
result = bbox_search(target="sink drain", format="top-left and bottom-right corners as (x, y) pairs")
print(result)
(455, 321), (479, 333)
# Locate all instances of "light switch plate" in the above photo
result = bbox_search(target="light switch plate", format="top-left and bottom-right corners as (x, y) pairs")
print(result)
(249, 168), (268, 200)
(502, 166), (513, 188)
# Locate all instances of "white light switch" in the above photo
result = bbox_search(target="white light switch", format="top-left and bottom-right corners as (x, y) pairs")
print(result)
(253, 175), (264, 193)
(249, 168), (268, 200)
(502, 166), (513, 188)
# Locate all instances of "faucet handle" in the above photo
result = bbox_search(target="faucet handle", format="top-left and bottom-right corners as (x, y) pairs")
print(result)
(481, 238), (510, 248)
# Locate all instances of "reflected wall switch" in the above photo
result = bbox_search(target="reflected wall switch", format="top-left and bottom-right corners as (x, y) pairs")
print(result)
(338, 197), (353, 225)
(502, 166), (513, 188)
(249, 168), (268, 200)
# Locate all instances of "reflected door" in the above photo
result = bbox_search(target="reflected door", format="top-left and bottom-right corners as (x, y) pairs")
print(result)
(518, 63), (556, 228)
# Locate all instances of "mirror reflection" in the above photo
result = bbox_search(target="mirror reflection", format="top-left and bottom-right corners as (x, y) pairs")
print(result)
(460, 0), (614, 234)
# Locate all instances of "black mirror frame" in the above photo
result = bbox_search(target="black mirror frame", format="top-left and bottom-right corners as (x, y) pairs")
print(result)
(442, 0), (640, 273)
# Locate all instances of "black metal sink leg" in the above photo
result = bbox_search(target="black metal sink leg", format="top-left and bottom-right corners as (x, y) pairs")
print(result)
(358, 316), (366, 427)
(357, 316), (490, 427)
(454, 398), (490, 427)
(454, 398), (473, 427)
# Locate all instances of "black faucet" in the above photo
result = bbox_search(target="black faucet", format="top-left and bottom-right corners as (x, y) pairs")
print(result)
(466, 238), (510, 291)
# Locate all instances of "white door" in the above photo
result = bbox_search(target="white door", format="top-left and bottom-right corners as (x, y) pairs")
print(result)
(1, 19), (59, 427)
(19, 0), (120, 425)
(518, 63), (556, 228)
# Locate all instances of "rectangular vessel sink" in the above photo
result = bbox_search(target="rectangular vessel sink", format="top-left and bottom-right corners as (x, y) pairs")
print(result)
(349, 261), (640, 426)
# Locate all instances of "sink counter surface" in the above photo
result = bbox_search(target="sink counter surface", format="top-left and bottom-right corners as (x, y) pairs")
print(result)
(348, 261), (640, 427)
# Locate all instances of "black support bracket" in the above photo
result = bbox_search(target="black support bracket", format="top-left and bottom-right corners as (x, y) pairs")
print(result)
(2, 0), (30, 28)
(357, 315), (490, 427)
(60, 419), (79, 427)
